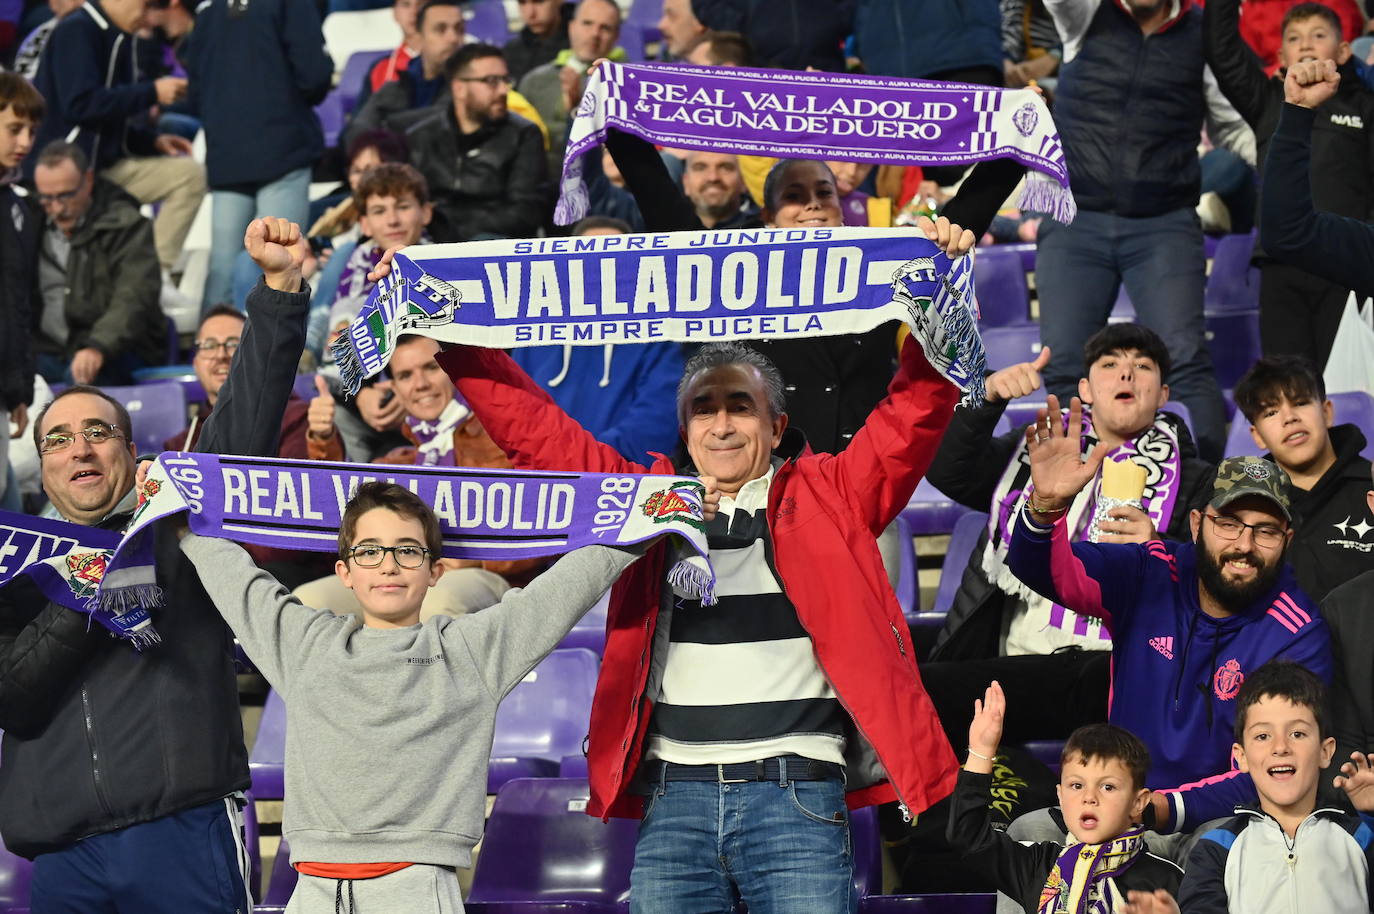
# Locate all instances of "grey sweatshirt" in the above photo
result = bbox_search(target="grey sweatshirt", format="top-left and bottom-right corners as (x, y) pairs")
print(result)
(181, 534), (639, 868)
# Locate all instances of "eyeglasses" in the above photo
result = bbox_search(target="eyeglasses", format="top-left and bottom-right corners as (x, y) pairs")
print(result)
(1204, 513), (1287, 549)
(193, 337), (241, 356)
(40, 424), (126, 455)
(36, 188), (82, 207)
(457, 75), (513, 88)
(347, 544), (431, 568)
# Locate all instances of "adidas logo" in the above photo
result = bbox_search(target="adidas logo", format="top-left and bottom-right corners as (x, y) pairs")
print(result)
(1149, 636), (1174, 660)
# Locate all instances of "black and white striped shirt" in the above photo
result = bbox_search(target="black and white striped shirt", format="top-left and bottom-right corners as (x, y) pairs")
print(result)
(644, 465), (847, 766)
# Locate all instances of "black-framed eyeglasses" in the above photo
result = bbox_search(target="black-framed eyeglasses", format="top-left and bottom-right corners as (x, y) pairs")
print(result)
(457, 75), (513, 88)
(193, 337), (241, 356)
(1204, 513), (1287, 549)
(347, 544), (431, 568)
(40, 424), (126, 455)
(36, 188), (82, 207)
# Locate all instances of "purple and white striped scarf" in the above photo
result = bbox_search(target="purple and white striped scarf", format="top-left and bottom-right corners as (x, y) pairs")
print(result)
(555, 63), (1075, 225)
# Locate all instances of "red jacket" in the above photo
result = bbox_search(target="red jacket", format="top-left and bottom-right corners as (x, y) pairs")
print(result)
(436, 339), (961, 819)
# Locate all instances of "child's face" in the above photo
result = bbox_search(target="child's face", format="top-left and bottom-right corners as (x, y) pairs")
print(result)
(0, 107), (37, 171)
(358, 192), (431, 251)
(1280, 16), (1351, 70)
(1248, 393), (1333, 475)
(335, 507), (441, 628)
(1056, 754), (1150, 843)
(1233, 695), (1334, 821)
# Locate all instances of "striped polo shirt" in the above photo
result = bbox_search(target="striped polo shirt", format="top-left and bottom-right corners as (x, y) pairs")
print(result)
(644, 463), (848, 766)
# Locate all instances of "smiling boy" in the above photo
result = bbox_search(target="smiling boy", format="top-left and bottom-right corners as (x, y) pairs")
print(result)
(180, 480), (700, 912)
(950, 680), (1184, 912)
(1173, 660), (1374, 913)
(1234, 355), (1374, 601)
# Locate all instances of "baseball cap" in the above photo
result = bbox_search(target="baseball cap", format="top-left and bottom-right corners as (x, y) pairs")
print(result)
(1209, 456), (1292, 522)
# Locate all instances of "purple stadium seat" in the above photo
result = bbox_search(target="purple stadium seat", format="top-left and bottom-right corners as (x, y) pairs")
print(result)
(1019, 739), (1067, 776)
(932, 511), (989, 616)
(1204, 231), (1260, 314)
(850, 805), (882, 900)
(488, 649), (600, 794)
(558, 589), (610, 655)
(627, 0), (663, 28)
(1160, 400), (1193, 436)
(1223, 410), (1263, 460)
(338, 49), (388, 114)
(901, 477), (969, 536)
(314, 89), (346, 148)
(465, 777), (637, 912)
(259, 834), (296, 912)
(559, 753), (590, 777)
(862, 894), (996, 913)
(979, 325), (1042, 372)
(998, 242), (1036, 274)
(617, 22), (648, 62)
(1108, 284), (1136, 322)
(1204, 311), (1261, 390)
(464, 0), (510, 45)
(291, 373), (320, 403)
(1330, 392), (1374, 460)
(972, 247), (1031, 327)
(249, 689), (286, 800)
(242, 796), (262, 904)
(893, 513), (918, 614)
(0, 843), (32, 914)
(104, 382), (189, 455)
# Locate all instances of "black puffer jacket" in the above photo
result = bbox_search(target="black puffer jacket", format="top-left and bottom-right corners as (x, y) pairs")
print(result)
(925, 397), (1214, 661)
(406, 107), (549, 243)
(1279, 423), (1374, 603)
(0, 278), (308, 859)
(693, 0), (856, 72)
(0, 186), (38, 410)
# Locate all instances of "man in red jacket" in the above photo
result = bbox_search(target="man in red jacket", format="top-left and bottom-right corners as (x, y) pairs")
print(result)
(425, 217), (973, 911)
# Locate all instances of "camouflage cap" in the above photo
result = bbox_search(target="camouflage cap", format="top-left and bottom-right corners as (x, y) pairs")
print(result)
(1209, 456), (1292, 522)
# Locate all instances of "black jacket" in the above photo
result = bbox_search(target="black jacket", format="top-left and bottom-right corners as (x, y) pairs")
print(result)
(1261, 103), (1374, 298)
(925, 397), (1214, 661)
(0, 278), (309, 859)
(692, 0), (856, 72)
(1204, 0), (1374, 254)
(1054, 0), (1206, 216)
(28, 0), (159, 174)
(181, 0), (333, 189)
(1280, 424), (1374, 603)
(602, 128), (1024, 453)
(502, 14), (571, 84)
(947, 769), (1184, 912)
(406, 107), (550, 243)
(1323, 568), (1374, 776)
(0, 187), (38, 410)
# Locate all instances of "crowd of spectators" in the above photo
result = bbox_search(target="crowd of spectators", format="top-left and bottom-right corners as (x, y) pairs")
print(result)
(4, 0), (1374, 911)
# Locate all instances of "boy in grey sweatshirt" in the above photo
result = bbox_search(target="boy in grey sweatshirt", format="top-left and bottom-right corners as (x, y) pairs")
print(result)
(180, 480), (686, 912)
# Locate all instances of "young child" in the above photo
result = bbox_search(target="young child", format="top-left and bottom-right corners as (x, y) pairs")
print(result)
(1171, 660), (1374, 913)
(179, 480), (712, 912)
(948, 681), (1184, 913)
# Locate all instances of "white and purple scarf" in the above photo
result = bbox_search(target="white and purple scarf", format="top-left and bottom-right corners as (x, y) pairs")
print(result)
(984, 409), (1183, 641)
(1038, 828), (1147, 914)
(332, 228), (988, 407)
(0, 453), (718, 649)
(555, 63), (1075, 225)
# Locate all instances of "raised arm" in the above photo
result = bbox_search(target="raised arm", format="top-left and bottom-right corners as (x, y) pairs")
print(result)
(1202, 0), (1271, 127)
(180, 534), (331, 694)
(1260, 68), (1374, 296)
(452, 544), (642, 697)
(197, 219), (311, 458)
(436, 345), (651, 474)
(604, 128), (703, 233)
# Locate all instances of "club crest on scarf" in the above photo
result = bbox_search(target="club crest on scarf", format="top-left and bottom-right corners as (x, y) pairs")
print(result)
(345, 268), (463, 380)
(640, 482), (706, 530)
(65, 552), (108, 602)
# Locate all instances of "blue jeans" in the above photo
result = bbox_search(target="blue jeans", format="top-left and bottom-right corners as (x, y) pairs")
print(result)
(1035, 207), (1227, 462)
(31, 797), (251, 914)
(203, 166), (311, 311)
(630, 767), (857, 914)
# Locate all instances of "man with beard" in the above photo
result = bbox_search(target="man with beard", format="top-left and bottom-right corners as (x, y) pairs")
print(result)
(681, 151), (758, 229)
(406, 44), (548, 242)
(1006, 403), (1330, 844)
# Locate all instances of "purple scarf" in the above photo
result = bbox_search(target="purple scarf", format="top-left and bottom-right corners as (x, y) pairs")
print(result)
(556, 63), (1075, 225)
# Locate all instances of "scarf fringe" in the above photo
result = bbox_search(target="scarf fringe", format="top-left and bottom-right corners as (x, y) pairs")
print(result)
(668, 556), (717, 606)
(128, 628), (163, 651)
(1018, 171), (1078, 224)
(98, 583), (164, 615)
(332, 336), (364, 398)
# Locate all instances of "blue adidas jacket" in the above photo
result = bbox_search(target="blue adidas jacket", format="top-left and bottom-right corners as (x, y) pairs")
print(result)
(509, 343), (684, 465)
(1008, 510), (1332, 832)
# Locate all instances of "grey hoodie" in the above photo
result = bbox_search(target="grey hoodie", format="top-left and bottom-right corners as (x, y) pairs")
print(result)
(181, 534), (638, 867)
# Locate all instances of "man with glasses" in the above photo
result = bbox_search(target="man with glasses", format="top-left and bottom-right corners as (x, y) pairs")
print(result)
(0, 218), (312, 911)
(407, 43), (549, 242)
(1001, 406), (1331, 862)
(32, 140), (166, 386)
(162, 304), (342, 591)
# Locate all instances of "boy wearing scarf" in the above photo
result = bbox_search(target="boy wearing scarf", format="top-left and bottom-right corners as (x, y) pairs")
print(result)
(950, 680), (1184, 913)
(179, 480), (707, 912)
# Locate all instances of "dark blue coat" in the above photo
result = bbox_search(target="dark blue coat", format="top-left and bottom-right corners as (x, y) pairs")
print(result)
(852, 0), (1002, 78)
